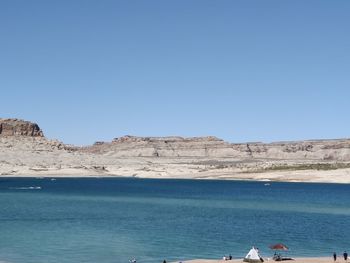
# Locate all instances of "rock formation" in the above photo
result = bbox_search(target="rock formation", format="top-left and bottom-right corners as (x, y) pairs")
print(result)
(0, 118), (350, 183)
(81, 135), (350, 161)
(0, 118), (43, 137)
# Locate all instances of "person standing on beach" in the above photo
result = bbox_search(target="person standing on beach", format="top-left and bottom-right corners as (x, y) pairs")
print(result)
(333, 252), (337, 262)
(344, 251), (348, 261)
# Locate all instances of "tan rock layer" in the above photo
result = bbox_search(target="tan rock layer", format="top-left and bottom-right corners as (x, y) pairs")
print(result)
(0, 118), (350, 182)
(82, 135), (350, 161)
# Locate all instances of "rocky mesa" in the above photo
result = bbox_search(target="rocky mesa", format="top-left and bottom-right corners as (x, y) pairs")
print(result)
(1, 118), (350, 183)
(0, 118), (44, 137)
(83, 135), (350, 161)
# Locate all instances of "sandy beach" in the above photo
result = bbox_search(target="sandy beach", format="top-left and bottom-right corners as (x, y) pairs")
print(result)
(1, 168), (350, 184)
(171, 257), (335, 263)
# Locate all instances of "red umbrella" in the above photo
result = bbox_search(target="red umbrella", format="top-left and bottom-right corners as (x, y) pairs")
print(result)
(269, 243), (289, 250)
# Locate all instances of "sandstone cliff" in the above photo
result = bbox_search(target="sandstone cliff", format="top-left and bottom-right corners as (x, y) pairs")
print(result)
(0, 118), (350, 183)
(0, 119), (43, 137)
(82, 135), (350, 161)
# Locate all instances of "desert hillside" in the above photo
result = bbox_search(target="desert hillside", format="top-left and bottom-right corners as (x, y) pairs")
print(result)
(1, 118), (350, 183)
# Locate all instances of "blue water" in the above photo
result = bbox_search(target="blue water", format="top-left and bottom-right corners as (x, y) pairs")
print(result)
(0, 178), (349, 263)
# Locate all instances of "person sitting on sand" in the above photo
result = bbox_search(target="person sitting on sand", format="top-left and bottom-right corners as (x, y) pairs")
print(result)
(273, 253), (281, 261)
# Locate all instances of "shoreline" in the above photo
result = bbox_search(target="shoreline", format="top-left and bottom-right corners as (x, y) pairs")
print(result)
(170, 257), (335, 263)
(1, 170), (350, 184)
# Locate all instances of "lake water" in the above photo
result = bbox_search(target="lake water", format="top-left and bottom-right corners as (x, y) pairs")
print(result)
(0, 177), (349, 263)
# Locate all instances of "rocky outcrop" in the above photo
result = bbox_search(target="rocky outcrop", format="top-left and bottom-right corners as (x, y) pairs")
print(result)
(0, 118), (350, 182)
(82, 135), (350, 161)
(0, 118), (43, 137)
(83, 135), (236, 157)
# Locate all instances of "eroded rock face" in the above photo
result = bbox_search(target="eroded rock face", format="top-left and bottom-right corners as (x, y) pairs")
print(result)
(0, 118), (350, 181)
(83, 136), (350, 161)
(84, 135), (233, 157)
(0, 118), (44, 137)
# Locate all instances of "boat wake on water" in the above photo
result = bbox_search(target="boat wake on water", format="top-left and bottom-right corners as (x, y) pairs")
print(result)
(9, 186), (42, 190)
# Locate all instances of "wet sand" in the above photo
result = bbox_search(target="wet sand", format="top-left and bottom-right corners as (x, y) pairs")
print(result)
(171, 257), (336, 263)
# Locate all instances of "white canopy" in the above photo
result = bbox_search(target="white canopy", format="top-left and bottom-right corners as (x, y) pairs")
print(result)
(243, 247), (262, 263)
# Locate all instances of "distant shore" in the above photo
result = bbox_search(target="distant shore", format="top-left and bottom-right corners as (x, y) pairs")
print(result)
(1, 120), (350, 184)
(1, 167), (350, 184)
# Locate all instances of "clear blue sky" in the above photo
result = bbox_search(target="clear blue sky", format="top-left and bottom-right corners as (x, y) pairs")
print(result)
(1, 0), (349, 145)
